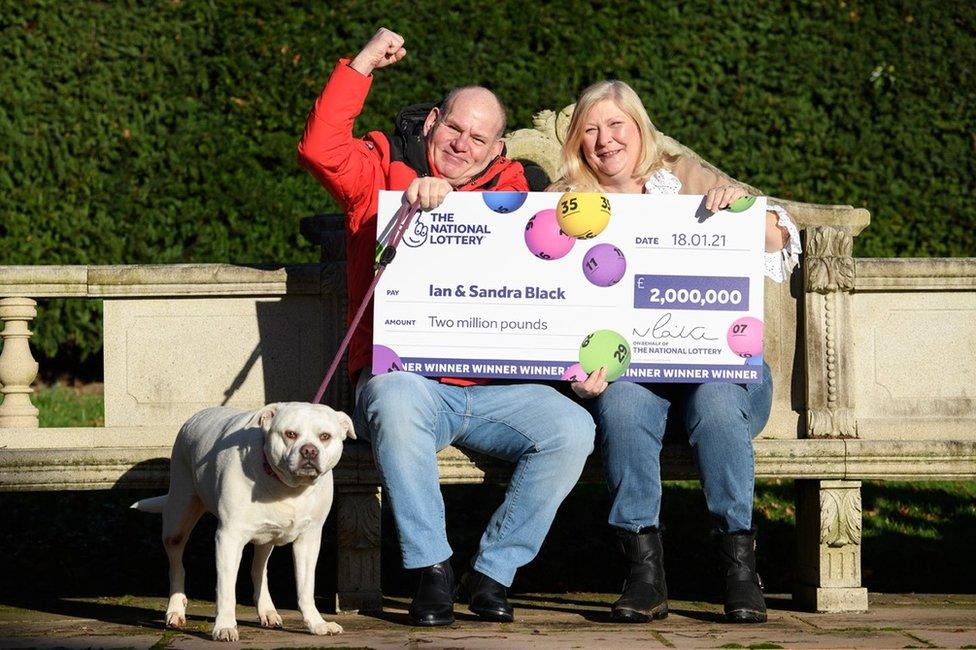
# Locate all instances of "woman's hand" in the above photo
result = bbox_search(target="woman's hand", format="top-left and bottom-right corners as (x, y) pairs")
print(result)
(704, 184), (747, 213)
(571, 367), (609, 399)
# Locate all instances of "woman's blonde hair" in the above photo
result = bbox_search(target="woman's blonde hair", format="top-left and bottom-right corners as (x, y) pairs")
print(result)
(551, 80), (674, 191)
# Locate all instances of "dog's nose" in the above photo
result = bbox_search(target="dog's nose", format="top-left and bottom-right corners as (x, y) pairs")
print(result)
(300, 443), (319, 460)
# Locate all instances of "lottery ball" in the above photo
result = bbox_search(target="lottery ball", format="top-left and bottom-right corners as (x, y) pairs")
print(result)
(727, 317), (764, 358)
(582, 243), (627, 287)
(578, 329), (631, 382)
(556, 191), (611, 239)
(484, 192), (528, 213)
(560, 362), (588, 382)
(727, 195), (756, 213)
(372, 345), (404, 374)
(524, 209), (576, 260)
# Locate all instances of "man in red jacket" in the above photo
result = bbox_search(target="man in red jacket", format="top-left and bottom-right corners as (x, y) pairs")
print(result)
(298, 27), (593, 627)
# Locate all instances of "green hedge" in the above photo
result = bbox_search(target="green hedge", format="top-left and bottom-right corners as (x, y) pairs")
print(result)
(1, 0), (974, 366)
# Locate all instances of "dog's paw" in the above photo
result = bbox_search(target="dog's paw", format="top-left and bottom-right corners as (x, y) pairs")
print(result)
(212, 625), (239, 642)
(165, 593), (188, 628)
(259, 610), (283, 628)
(309, 621), (343, 636)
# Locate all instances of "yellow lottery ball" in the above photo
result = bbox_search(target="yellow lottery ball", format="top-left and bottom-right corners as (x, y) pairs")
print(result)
(556, 192), (611, 239)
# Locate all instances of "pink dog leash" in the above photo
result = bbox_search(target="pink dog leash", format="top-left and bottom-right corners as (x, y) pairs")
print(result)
(311, 199), (422, 404)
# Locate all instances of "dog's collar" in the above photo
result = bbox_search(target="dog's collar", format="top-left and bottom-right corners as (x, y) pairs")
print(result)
(262, 450), (286, 484)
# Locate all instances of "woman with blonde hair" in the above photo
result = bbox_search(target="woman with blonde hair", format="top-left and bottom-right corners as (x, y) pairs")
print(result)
(551, 80), (801, 624)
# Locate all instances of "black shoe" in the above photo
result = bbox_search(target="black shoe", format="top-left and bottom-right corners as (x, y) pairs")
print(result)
(716, 529), (767, 624)
(408, 560), (456, 626)
(611, 527), (669, 623)
(459, 570), (515, 622)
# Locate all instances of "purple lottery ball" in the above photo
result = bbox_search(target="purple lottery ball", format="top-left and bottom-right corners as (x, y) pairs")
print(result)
(582, 243), (627, 287)
(372, 344), (404, 374)
(484, 192), (528, 213)
(524, 209), (575, 260)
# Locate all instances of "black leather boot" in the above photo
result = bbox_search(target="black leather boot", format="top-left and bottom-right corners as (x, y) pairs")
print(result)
(408, 559), (456, 626)
(459, 570), (515, 622)
(611, 527), (668, 622)
(716, 529), (767, 623)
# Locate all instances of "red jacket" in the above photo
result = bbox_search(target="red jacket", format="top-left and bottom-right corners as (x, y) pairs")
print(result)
(298, 59), (529, 378)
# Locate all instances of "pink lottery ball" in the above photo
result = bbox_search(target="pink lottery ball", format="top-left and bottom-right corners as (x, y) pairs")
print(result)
(524, 209), (575, 260)
(560, 362), (588, 382)
(727, 317), (764, 358)
(582, 243), (627, 287)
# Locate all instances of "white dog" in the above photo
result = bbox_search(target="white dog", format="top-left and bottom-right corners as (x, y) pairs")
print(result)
(131, 402), (355, 642)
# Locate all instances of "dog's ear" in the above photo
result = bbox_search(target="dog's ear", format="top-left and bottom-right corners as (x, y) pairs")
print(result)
(249, 405), (278, 431)
(336, 411), (356, 440)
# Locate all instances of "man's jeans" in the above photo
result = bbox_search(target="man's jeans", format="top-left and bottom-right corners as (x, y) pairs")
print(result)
(353, 371), (594, 587)
(594, 363), (773, 533)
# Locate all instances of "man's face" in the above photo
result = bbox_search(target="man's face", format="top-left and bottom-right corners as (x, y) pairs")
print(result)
(423, 89), (504, 187)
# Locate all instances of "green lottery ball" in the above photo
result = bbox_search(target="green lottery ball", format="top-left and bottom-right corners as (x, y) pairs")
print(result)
(727, 195), (756, 213)
(578, 329), (631, 382)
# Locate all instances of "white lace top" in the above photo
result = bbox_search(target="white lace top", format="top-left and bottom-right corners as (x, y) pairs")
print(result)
(644, 169), (802, 282)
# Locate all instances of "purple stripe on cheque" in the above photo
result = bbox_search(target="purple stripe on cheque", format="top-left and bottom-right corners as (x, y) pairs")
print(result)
(633, 275), (750, 311)
(375, 357), (760, 384)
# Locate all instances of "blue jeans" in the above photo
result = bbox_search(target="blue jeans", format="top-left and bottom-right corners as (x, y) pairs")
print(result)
(594, 363), (773, 534)
(353, 372), (594, 587)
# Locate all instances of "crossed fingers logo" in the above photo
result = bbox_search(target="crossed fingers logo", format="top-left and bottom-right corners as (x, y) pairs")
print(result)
(403, 214), (429, 248)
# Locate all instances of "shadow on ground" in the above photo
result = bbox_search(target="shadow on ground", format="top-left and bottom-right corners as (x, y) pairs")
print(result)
(0, 480), (972, 623)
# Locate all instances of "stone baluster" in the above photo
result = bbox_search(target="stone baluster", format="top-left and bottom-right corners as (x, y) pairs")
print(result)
(0, 297), (40, 427)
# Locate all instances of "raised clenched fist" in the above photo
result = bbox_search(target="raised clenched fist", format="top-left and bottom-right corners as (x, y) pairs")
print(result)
(349, 27), (406, 76)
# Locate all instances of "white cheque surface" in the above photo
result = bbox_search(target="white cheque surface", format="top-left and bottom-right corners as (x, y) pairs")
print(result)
(373, 191), (766, 383)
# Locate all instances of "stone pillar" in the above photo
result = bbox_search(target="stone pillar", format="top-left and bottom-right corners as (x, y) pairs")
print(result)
(804, 226), (857, 438)
(795, 480), (869, 611)
(319, 261), (350, 412)
(0, 297), (40, 427)
(797, 227), (867, 611)
(335, 485), (382, 612)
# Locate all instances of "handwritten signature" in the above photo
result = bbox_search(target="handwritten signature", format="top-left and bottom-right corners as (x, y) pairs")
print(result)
(633, 313), (718, 341)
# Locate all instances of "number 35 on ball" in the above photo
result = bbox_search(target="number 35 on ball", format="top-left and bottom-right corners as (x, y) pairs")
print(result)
(557, 192), (611, 239)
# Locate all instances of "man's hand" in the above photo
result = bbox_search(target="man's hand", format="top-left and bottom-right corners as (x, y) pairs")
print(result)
(404, 177), (453, 211)
(571, 367), (609, 399)
(349, 27), (406, 76)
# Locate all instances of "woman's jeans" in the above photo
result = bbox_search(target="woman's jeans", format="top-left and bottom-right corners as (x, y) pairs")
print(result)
(353, 371), (594, 587)
(594, 363), (773, 533)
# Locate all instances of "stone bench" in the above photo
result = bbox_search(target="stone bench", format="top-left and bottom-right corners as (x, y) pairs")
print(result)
(2, 106), (975, 614)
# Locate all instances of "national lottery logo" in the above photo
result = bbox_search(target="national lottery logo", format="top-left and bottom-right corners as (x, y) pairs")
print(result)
(401, 212), (492, 248)
(403, 214), (430, 248)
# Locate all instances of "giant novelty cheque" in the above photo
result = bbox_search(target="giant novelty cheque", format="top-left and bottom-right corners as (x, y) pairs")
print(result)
(372, 190), (767, 383)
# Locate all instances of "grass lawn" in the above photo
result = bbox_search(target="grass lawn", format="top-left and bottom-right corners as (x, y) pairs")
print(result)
(33, 383), (104, 427)
(12, 384), (974, 600)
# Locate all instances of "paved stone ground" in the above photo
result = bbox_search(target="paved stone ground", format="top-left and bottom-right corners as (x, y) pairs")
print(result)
(2, 593), (975, 648)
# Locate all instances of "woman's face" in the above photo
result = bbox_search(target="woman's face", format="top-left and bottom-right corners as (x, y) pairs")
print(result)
(580, 99), (642, 187)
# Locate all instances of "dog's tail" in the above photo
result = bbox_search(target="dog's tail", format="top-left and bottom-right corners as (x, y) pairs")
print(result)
(130, 495), (167, 514)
